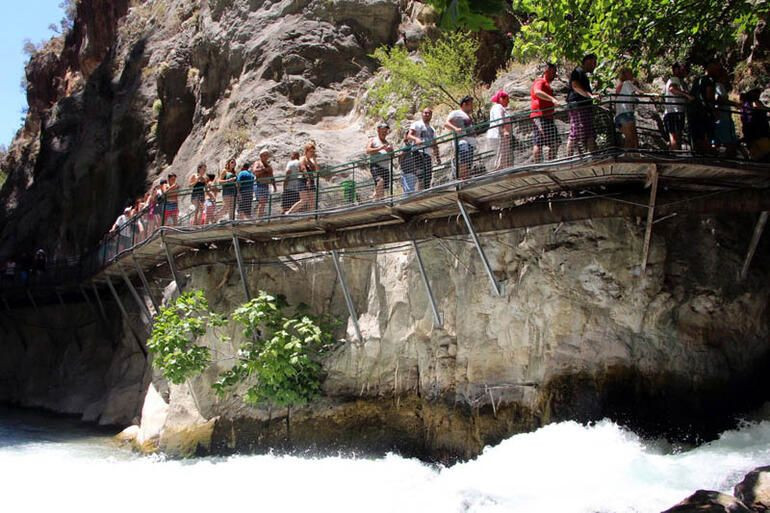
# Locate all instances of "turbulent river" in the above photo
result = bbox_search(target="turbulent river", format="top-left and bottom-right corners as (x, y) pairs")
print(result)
(2, 407), (769, 513)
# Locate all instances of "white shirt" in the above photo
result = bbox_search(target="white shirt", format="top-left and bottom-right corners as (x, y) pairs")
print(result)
(285, 159), (301, 191)
(447, 109), (476, 147)
(487, 103), (508, 139)
(664, 77), (686, 114)
(616, 81), (642, 115)
(409, 120), (435, 153)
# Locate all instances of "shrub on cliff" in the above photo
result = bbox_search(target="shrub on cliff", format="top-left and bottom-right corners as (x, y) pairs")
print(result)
(368, 31), (483, 124)
(147, 290), (336, 409)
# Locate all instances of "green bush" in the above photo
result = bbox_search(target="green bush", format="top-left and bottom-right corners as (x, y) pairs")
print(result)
(147, 290), (336, 409)
(367, 31), (482, 124)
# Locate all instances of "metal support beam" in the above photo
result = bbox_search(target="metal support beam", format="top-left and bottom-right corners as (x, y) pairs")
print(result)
(79, 284), (96, 315)
(105, 276), (147, 356)
(456, 200), (503, 297)
(55, 289), (65, 307)
(232, 234), (251, 301)
(411, 239), (443, 328)
(641, 166), (659, 272)
(91, 282), (108, 324)
(2, 296), (10, 311)
(161, 231), (185, 293)
(119, 265), (153, 325)
(740, 211), (769, 281)
(132, 253), (160, 313)
(26, 289), (39, 313)
(331, 250), (363, 344)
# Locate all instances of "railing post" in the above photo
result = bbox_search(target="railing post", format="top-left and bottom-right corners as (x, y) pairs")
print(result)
(453, 133), (460, 180)
(314, 170), (320, 221)
(160, 193), (167, 227)
(389, 153), (394, 201)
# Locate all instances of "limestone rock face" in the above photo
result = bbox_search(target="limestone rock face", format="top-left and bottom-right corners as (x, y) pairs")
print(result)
(140, 214), (770, 459)
(735, 466), (770, 512)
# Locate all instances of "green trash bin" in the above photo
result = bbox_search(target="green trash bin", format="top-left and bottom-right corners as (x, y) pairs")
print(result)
(341, 179), (356, 204)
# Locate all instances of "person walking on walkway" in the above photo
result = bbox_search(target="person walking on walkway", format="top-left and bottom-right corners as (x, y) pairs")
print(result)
(218, 158), (237, 221)
(287, 142), (320, 214)
(253, 149), (276, 218)
(662, 63), (693, 151)
(406, 107), (440, 190)
(444, 95), (477, 179)
(366, 122), (394, 200)
(566, 54), (600, 156)
(282, 151), (302, 213)
(614, 67), (646, 149)
(162, 173), (179, 226)
(204, 173), (218, 224)
(688, 60), (719, 154)
(531, 63), (561, 162)
(189, 162), (209, 226)
(236, 162), (255, 220)
(713, 68), (739, 158)
(488, 89), (513, 170)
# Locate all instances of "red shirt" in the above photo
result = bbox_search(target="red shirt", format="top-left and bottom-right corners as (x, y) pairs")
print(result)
(530, 77), (554, 118)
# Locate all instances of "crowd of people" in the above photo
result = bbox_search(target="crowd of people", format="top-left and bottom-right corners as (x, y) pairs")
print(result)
(105, 57), (769, 249)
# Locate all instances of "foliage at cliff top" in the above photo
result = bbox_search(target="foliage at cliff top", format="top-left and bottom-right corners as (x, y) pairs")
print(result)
(511, 0), (766, 74)
(147, 290), (336, 408)
(368, 31), (482, 125)
(425, 0), (508, 31)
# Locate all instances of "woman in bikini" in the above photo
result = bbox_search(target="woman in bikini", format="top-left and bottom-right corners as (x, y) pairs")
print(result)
(189, 162), (209, 225)
(218, 158), (237, 221)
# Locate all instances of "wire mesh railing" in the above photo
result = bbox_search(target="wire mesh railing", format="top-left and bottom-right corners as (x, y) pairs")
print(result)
(4, 97), (769, 289)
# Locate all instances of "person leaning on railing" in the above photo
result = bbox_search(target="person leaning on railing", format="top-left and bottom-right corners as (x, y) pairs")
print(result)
(713, 68), (740, 158)
(204, 173), (218, 224)
(444, 95), (477, 180)
(253, 149), (277, 219)
(530, 63), (561, 162)
(161, 173), (180, 226)
(366, 122), (394, 200)
(614, 67), (648, 149)
(236, 162), (255, 220)
(189, 162), (209, 226)
(282, 151), (302, 213)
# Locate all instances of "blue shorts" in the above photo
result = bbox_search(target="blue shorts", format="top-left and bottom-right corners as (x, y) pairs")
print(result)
(615, 111), (635, 127)
(254, 183), (270, 202)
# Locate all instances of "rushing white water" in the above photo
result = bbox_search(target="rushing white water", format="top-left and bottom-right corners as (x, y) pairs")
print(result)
(1, 410), (769, 513)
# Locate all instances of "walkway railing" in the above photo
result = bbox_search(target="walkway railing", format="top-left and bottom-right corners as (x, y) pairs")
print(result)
(9, 97), (770, 288)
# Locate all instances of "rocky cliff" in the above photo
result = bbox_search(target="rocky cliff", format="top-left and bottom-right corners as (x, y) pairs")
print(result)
(1, 0), (770, 461)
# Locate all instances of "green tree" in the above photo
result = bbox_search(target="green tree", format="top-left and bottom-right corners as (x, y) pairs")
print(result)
(213, 292), (336, 407)
(147, 290), (228, 384)
(368, 31), (482, 123)
(511, 0), (767, 83)
(147, 290), (336, 409)
(425, 0), (508, 31)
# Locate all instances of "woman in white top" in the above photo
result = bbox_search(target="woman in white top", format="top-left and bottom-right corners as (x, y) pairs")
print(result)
(488, 89), (512, 169)
(614, 68), (644, 149)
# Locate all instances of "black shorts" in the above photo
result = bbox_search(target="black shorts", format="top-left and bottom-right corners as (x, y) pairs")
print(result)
(237, 194), (253, 215)
(282, 190), (299, 210)
(533, 117), (559, 146)
(370, 163), (391, 188)
(663, 113), (685, 135)
(688, 110), (714, 141)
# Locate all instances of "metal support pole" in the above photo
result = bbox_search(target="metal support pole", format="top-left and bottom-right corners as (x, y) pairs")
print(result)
(232, 234), (251, 301)
(105, 276), (148, 356)
(2, 296), (10, 311)
(119, 265), (153, 325)
(411, 239), (443, 328)
(79, 284), (95, 314)
(456, 200), (503, 297)
(160, 231), (185, 293)
(132, 253), (160, 313)
(91, 282), (108, 324)
(641, 165), (659, 272)
(55, 288), (65, 307)
(740, 211), (769, 282)
(331, 250), (363, 344)
(26, 289), (39, 313)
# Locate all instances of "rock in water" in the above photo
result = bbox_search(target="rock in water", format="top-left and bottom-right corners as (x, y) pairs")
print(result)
(734, 466), (770, 512)
(661, 490), (752, 513)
